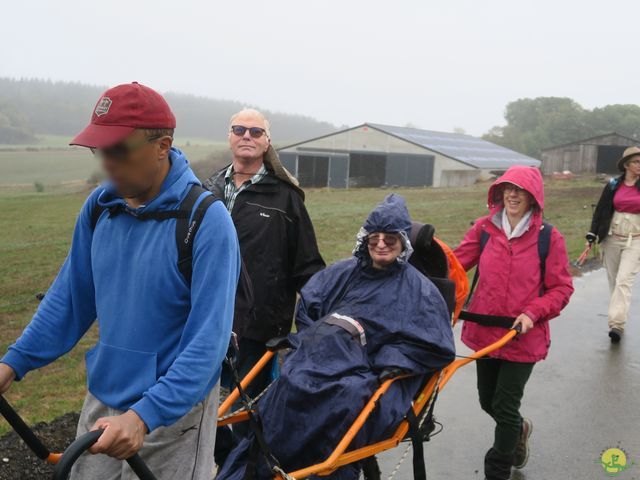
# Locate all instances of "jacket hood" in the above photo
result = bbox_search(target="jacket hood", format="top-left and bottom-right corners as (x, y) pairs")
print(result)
(98, 147), (199, 213)
(354, 194), (414, 262)
(488, 166), (544, 212)
(363, 193), (413, 234)
(264, 145), (305, 199)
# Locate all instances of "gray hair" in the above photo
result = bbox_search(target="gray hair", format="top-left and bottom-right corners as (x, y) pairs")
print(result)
(229, 108), (271, 139)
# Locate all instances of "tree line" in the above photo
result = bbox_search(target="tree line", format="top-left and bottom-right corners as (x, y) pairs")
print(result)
(0, 78), (339, 145)
(2, 79), (639, 158)
(483, 97), (640, 158)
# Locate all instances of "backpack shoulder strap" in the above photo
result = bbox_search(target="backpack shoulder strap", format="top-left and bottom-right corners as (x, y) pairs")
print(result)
(464, 229), (490, 307)
(91, 201), (189, 227)
(90, 203), (106, 230)
(175, 185), (218, 284)
(479, 229), (490, 251)
(537, 222), (553, 296)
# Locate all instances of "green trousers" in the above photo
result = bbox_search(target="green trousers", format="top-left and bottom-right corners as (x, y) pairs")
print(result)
(476, 357), (535, 455)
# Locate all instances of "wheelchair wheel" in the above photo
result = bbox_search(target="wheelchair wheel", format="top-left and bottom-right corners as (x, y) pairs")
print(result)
(361, 455), (381, 480)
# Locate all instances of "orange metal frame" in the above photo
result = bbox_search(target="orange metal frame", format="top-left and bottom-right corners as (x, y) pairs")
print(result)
(216, 328), (517, 479)
(47, 453), (62, 464)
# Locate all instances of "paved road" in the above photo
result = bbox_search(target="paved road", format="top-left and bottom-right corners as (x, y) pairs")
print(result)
(377, 268), (640, 480)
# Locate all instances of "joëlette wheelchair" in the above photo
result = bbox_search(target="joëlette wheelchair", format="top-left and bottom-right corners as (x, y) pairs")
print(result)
(216, 222), (521, 480)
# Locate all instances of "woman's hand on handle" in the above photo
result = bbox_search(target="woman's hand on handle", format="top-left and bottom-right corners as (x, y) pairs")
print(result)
(512, 313), (534, 334)
(88, 410), (147, 460)
(0, 364), (15, 394)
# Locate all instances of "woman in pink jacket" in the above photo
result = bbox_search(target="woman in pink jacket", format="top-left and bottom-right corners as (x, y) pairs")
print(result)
(454, 166), (574, 480)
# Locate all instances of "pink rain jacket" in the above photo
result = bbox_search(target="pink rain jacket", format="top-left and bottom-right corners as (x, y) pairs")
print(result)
(454, 166), (574, 362)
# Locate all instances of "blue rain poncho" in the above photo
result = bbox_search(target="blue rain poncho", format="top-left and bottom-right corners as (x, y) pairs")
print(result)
(218, 194), (455, 479)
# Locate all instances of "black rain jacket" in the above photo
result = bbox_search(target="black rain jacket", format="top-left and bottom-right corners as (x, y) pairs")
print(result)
(204, 162), (325, 342)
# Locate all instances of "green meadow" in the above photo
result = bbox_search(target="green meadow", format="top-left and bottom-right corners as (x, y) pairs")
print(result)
(0, 147), (603, 431)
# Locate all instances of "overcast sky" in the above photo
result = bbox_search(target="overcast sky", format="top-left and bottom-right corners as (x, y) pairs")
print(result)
(1, 0), (637, 136)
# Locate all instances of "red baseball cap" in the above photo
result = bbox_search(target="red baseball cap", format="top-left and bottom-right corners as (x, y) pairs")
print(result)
(70, 82), (176, 148)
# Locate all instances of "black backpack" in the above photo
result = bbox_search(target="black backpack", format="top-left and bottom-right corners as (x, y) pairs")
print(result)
(90, 184), (253, 338)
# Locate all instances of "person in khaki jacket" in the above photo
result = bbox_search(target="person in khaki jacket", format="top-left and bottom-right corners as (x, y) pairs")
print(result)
(587, 146), (640, 342)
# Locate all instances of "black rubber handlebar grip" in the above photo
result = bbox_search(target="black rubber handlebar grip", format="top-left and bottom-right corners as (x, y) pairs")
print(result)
(52, 429), (157, 480)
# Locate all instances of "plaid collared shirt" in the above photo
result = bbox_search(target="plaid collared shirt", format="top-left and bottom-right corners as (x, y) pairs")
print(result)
(223, 163), (268, 212)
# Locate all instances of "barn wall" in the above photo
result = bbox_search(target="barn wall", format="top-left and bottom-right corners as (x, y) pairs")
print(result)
(278, 126), (476, 187)
(542, 144), (606, 175)
(541, 134), (637, 174)
(433, 155), (477, 187)
(280, 126), (431, 155)
(279, 151), (297, 175)
(385, 153), (435, 187)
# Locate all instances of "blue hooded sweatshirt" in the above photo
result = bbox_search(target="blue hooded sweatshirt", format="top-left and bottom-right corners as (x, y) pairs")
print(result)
(2, 148), (240, 431)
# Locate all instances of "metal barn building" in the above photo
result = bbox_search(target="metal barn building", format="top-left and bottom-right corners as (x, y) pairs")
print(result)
(278, 123), (540, 188)
(541, 133), (639, 175)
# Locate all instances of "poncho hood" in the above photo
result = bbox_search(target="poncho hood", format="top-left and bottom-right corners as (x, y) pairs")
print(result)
(353, 194), (414, 263)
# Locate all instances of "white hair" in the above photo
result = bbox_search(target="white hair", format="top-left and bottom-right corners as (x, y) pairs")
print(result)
(229, 108), (271, 139)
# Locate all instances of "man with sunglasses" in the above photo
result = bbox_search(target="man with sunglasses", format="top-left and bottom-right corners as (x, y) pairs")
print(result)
(0, 82), (240, 479)
(204, 109), (325, 463)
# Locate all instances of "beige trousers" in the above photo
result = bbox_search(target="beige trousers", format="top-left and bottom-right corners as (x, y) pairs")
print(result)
(602, 217), (640, 331)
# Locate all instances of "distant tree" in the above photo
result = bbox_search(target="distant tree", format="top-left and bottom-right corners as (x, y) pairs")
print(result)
(588, 104), (640, 139)
(0, 78), (337, 144)
(483, 97), (640, 158)
(453, 126), (467, 135)
(0, 101), (36, 144)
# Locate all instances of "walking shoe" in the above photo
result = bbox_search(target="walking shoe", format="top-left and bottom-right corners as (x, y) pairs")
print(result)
(513, 418), (533, 469)
(609, 328), (623, 343)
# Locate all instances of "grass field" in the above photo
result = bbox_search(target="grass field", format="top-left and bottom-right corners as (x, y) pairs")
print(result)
(0, 178), (602, 433)
(0, 135), (228, 189)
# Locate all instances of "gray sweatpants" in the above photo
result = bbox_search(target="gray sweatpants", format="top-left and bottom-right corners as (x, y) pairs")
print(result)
(69, 385), (219, 480)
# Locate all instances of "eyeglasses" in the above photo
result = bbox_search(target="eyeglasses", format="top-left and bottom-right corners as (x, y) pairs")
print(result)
(367, 233), (400, 247)
(90, 135), (163, 161)
(502, 184), (526, 195)
(230, 125), (268, 139)
(626, 160), (640, 166)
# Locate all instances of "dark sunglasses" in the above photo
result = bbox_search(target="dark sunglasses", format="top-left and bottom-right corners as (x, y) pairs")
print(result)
(367, 233), (400, 247)
(230, 125), (268, 139)
(90, 135), (163, 161)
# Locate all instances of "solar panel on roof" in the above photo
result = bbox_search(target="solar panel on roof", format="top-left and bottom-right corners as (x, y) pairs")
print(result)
(368, 123), (540, 169)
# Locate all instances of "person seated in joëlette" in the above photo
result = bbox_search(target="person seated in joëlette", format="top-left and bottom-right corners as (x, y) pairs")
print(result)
(217, 194), (456, 480)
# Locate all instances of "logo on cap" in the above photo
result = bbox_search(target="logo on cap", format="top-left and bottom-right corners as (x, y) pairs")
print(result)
(95, 97), (112, 117)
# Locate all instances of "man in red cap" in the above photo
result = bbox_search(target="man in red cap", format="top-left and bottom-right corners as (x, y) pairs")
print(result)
(0, 82), (240, 479)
